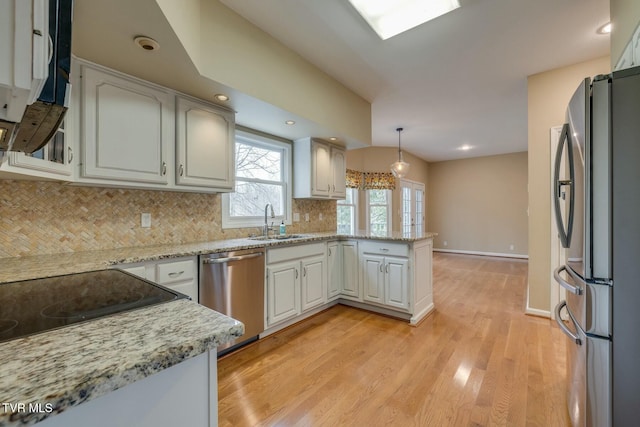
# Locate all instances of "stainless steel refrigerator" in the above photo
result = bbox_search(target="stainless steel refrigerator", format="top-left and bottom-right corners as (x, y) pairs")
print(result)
(553, 65), (640, 427)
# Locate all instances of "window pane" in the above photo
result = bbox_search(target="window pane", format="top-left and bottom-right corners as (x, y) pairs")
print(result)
(229, 181), (284, 217)
(337, 205), (354, 234)
(370, 206), (388, 236)
(235, 142), (282, 181)
(368, 189), (387, 204)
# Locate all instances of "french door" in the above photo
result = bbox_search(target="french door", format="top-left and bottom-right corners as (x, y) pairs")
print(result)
(400, 180), (425, 235)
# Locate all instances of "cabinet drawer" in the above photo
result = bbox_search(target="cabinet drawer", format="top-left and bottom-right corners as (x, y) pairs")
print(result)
(156, 259), (196, 284)
(359, 241), (409, 257)
(267, 243), (325, 264)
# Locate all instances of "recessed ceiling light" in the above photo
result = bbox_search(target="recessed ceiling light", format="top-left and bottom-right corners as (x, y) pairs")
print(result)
(134, 36), (160, 51)
(457, 144), (472, 151)
(597, 22), (612, 35)
(214, 94), (229, 102)
(329, 137), (338, 141)
(348, 0), (460, 40)
(285, 120), (296, 125)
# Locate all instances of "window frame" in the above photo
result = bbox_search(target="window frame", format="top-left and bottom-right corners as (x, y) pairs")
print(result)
(222, 130), (292, 229)
(337, 187), (359, 234)
(365, 189), (392, 236)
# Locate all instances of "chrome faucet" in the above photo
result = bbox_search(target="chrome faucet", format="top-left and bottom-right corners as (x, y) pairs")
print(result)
(264, 203), (275, 237)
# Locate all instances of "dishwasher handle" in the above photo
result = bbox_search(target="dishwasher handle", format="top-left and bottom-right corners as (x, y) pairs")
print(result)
(202, 252), (264, 264)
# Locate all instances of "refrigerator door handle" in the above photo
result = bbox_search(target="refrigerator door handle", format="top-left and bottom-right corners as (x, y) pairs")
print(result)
(555, 301), (582, 345)
(554, 265), (583, 295)
(553, 123), (575, 248)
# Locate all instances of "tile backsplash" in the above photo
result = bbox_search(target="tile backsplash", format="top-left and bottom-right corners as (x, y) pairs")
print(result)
(0, 180), (337, 258)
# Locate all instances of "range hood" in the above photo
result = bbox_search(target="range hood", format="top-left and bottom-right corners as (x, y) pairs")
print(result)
(0, 0), (73, 154)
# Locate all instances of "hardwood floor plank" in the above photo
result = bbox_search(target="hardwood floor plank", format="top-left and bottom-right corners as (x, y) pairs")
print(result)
(217, 253), (570, 426)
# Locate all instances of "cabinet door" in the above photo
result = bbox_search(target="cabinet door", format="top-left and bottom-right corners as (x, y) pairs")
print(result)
(331, 147), (346, 198)
(267, 261), (301, 326)
(311, 141), (331, 197)
(175, 97), (234, 190)
(385, 256), (410, 311)
(341, 241), (360, 298)
(301, 256), (326, 311)
(81, 66), (171, 184)
(2, 122), (73, 179)
(361, 254), (384, 304)
(327, 242), (341, 300)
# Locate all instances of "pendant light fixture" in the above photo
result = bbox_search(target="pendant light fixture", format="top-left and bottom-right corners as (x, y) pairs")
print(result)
(390, 127), (410, 178)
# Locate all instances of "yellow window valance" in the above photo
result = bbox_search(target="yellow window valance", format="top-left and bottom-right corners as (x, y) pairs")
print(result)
(345, 169), (396, 190)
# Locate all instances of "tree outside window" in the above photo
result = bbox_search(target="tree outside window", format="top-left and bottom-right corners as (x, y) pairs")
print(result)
(367, 189), (391, 237)
(222, 131), (291, 228)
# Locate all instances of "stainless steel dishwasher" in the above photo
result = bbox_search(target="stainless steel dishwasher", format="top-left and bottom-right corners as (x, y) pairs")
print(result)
(199, 248), (265, 355)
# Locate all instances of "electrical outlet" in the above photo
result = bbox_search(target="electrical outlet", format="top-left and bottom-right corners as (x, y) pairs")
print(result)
(305, 213), (310, 222)
(293, 212), (300, 222)
(510, 244), (515, 251)
(443, 241), (448, 246)
(319, 213), (323, 221)
(141, 213), (151, 228)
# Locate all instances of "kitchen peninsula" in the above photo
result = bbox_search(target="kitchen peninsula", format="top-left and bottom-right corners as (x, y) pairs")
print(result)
(0, 231), (435, 426)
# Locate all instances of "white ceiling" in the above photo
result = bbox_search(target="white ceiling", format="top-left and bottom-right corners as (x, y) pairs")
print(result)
(220, 0), (610, 162)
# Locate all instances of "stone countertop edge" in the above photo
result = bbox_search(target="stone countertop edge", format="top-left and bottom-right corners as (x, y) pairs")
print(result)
(0, 299), (244, 427)
(0, 232), (437, 284)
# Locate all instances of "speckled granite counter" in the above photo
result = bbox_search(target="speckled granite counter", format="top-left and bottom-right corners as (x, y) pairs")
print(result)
(0, 231), (436, 284)
(0, 299), (243, 426)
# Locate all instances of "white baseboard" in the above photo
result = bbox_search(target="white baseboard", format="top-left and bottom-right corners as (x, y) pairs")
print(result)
(433, 248), (528, 259)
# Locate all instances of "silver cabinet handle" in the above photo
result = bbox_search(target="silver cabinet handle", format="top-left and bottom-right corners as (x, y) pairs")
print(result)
(67, 147), (73, 163)
(385, 264), (389, 273)
(303, 267), (307, 277)
(179, 164), (184, 176)
(555, 301), (581, 345)
(162, 162), (167, 175)
(328, 248), (332, 256)
(380, 248), (389, 252)
(379, 263), (383, 273)
(202, 252), (263, 264)
(295, 268), (299, 279)
(554, 265), (582, 295)
(168, 271), (184, 278)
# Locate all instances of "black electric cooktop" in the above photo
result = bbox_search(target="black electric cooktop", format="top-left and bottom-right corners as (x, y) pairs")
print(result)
(0, 269), (187, 343)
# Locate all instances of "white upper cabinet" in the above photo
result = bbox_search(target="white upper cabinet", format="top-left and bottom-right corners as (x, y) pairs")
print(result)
(175, 96), (235, 191)
(293, 138), (346, 199)
(71, 59), (237, 193)
(0, 0), (48, 123)
(80, 64), (172, 185)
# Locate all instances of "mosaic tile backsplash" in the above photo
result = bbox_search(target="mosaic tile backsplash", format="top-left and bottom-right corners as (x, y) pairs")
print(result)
(0, 180), (337, 258)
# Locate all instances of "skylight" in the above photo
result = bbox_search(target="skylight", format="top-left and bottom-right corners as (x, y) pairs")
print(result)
(348, 0), (461, 40)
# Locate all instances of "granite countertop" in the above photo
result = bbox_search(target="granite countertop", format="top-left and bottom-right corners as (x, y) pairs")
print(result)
(0, 231), (436, 284)
(0, 299), (243, 427)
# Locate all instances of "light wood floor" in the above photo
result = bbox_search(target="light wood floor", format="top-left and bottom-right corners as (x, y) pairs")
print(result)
(217, 253), (570, 426)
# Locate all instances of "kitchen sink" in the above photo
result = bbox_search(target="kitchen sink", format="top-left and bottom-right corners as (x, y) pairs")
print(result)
(249, 234), (308, 241)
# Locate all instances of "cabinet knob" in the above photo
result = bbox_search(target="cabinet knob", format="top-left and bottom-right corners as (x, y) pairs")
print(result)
(162, 162), (167, 175)
(179, 164), (184, 177)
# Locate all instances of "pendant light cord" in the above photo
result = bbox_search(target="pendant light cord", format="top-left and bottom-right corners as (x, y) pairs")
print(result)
(396, 127), (403, 160)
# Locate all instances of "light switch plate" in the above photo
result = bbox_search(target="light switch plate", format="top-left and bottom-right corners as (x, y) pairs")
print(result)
(141, 213), (151, 228)
(305, 213), (310, 222)
(293, 212), (300, 222)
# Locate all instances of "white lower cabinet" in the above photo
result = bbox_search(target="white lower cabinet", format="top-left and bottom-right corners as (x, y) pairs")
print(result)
(265, 243), (327, 328)
(266, 260), (301, 326)
(116, 256), (198, 302)
(359, 241), (411, 312)
(327, 241), (341, 300)
(341, 241), (360, 299)
(301, 255), (326, 311)
(264, 238), (433, 332)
